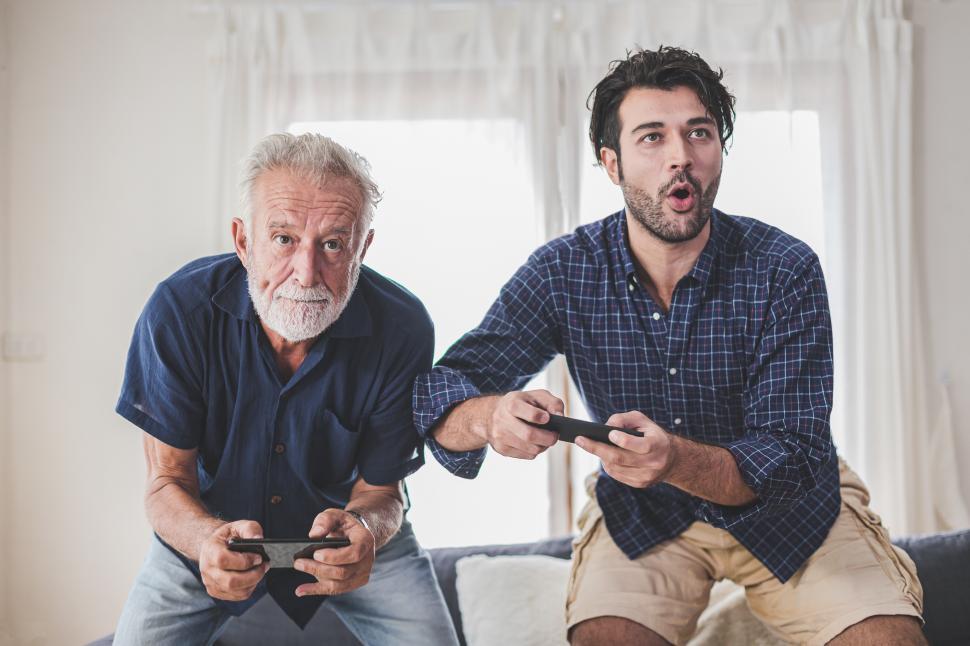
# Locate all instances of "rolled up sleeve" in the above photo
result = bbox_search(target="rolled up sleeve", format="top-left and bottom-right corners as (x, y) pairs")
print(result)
(413, 366), (487, 478)
(698, 258), (835, 527)
(413, 251), (562, 478)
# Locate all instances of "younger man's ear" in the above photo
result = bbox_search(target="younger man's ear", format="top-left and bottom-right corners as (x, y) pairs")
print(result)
(600, 147), (621, 186)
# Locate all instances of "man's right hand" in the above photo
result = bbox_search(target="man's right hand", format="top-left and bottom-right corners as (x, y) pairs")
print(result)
(478, 389), (564, 459)
(198, 520), (270, 601)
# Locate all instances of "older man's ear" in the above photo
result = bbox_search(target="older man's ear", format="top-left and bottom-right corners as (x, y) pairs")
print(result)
(232, 217), (250, 267)
(360, 229), (375, 261)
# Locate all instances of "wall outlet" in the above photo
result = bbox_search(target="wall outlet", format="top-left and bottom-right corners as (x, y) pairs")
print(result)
(1, 332), (46, 362)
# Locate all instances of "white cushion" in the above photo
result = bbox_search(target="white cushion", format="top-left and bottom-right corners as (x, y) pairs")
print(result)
(454, 554), (783, 646)
(455, 554), (570, 646)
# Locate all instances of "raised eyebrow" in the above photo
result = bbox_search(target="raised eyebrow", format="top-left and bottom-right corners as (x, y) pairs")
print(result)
(631, 121), (665, 134)
(687, 116), (716, 127)
(324, 227), (352, 238)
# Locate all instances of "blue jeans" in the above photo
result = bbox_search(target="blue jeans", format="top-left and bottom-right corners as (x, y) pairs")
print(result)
(113, 520), (460, 646)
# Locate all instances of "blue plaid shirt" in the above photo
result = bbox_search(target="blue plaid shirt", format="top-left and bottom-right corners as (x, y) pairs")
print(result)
(414, 209), (840, 582)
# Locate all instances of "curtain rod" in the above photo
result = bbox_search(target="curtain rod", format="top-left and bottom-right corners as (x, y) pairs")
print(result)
(189, 0), (952, 16)
(191, 0), (561, 12)
(189, 0), (767, 14)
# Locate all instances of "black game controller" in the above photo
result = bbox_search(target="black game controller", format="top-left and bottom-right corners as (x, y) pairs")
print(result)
(228, 537), (351, 569)
(535, 414), (643, 444)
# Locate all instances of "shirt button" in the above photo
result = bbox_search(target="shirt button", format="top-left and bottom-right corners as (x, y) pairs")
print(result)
(270, 495), (282, 505)
(274, 443), (286, 454)
(652, 312), (661, 320)
(674, 418), (682, 425)
(628, 282), (635, 292)
(669, 367), (678, 376)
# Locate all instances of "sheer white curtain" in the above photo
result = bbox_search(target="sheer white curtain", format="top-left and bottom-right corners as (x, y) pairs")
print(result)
(206, 3), (314, 246)
(205, 0), (967, 539)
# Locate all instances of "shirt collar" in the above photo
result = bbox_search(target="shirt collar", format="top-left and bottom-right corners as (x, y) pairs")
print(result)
(613, 208), (723, 290)
(211, 263), (373, 339)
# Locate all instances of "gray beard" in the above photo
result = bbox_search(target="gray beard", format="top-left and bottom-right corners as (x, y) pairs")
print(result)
(247, 262), (362, 343)
(622, 170), (720, 243)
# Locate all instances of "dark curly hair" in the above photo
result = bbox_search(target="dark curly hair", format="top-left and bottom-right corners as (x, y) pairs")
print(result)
(588, 46), (736, 166)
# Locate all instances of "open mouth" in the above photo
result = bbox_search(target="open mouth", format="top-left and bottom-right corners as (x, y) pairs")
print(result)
(666, 182), (696, 213)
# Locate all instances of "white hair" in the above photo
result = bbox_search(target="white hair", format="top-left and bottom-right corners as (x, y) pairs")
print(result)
(239, 132), (381, 232)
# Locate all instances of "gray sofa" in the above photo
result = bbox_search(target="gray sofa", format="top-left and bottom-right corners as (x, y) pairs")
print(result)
(91, 529), (970, 645)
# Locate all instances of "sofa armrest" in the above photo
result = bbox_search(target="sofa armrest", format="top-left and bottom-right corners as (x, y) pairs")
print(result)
(894, 529), (970, 645)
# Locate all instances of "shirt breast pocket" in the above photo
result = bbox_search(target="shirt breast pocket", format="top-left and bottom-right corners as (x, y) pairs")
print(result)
(307, 409), (361, 488)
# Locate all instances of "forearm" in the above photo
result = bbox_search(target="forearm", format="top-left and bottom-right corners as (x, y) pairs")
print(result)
(430, 395), (499, 452)
(665, 435), (757, 507)
(345, 488), (405, 549)
(145, 479), (225, 561)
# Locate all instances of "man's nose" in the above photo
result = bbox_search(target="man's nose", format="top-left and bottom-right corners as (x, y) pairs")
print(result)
(292, 244), (320, 287)
(667, 136), (694, 172)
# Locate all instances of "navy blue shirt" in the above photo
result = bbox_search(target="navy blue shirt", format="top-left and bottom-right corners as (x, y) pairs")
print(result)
(117, 253), (432, 627)
(415, 210), (840, 583)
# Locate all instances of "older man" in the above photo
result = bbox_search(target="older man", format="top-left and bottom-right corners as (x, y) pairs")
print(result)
(113, 133), (459, 645)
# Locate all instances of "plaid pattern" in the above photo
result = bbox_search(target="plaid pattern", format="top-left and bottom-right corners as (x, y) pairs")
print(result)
(414, 210), (840, 582)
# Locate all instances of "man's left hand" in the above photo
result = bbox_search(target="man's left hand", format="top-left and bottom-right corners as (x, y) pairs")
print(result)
(293, 509), (376, 597)
(574, 410), (679, 489)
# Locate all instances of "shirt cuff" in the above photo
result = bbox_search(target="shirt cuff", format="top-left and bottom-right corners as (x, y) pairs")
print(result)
(116, 399), (197, 450)
(414, 367), (490, 478)
(413, 366), (483, 437)
(425, 434), (487, 479)
(697, 434), (816, 528)
(360, 454), (426, 487)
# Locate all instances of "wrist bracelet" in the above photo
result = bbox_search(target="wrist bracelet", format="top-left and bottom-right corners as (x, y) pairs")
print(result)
(344, 509), (373, 535)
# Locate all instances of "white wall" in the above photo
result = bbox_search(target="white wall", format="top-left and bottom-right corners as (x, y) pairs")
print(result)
(0, 0), (967, 644)
(910, 0), (970, 510)
(2, 0), (214, 643)
(0, 0), (11, 642)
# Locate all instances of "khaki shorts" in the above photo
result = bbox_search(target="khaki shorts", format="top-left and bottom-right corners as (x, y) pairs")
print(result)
(566, 460), (923, 645)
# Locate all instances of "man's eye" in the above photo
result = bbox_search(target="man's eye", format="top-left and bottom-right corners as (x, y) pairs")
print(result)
(274, 234), (292, 245)
(690, 128), (711, 139)
(323, 240), (343, 251)
(642, 133), (661, 143)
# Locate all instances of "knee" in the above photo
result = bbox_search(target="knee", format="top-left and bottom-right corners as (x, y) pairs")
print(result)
(569, 617), (671, 646)
(830, 615), (927, 646)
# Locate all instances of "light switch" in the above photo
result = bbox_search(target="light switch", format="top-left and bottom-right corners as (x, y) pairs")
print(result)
(2, 332), (46, 361)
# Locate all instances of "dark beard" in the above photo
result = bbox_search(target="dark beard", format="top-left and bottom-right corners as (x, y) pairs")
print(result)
(622, 170), (720, 243)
